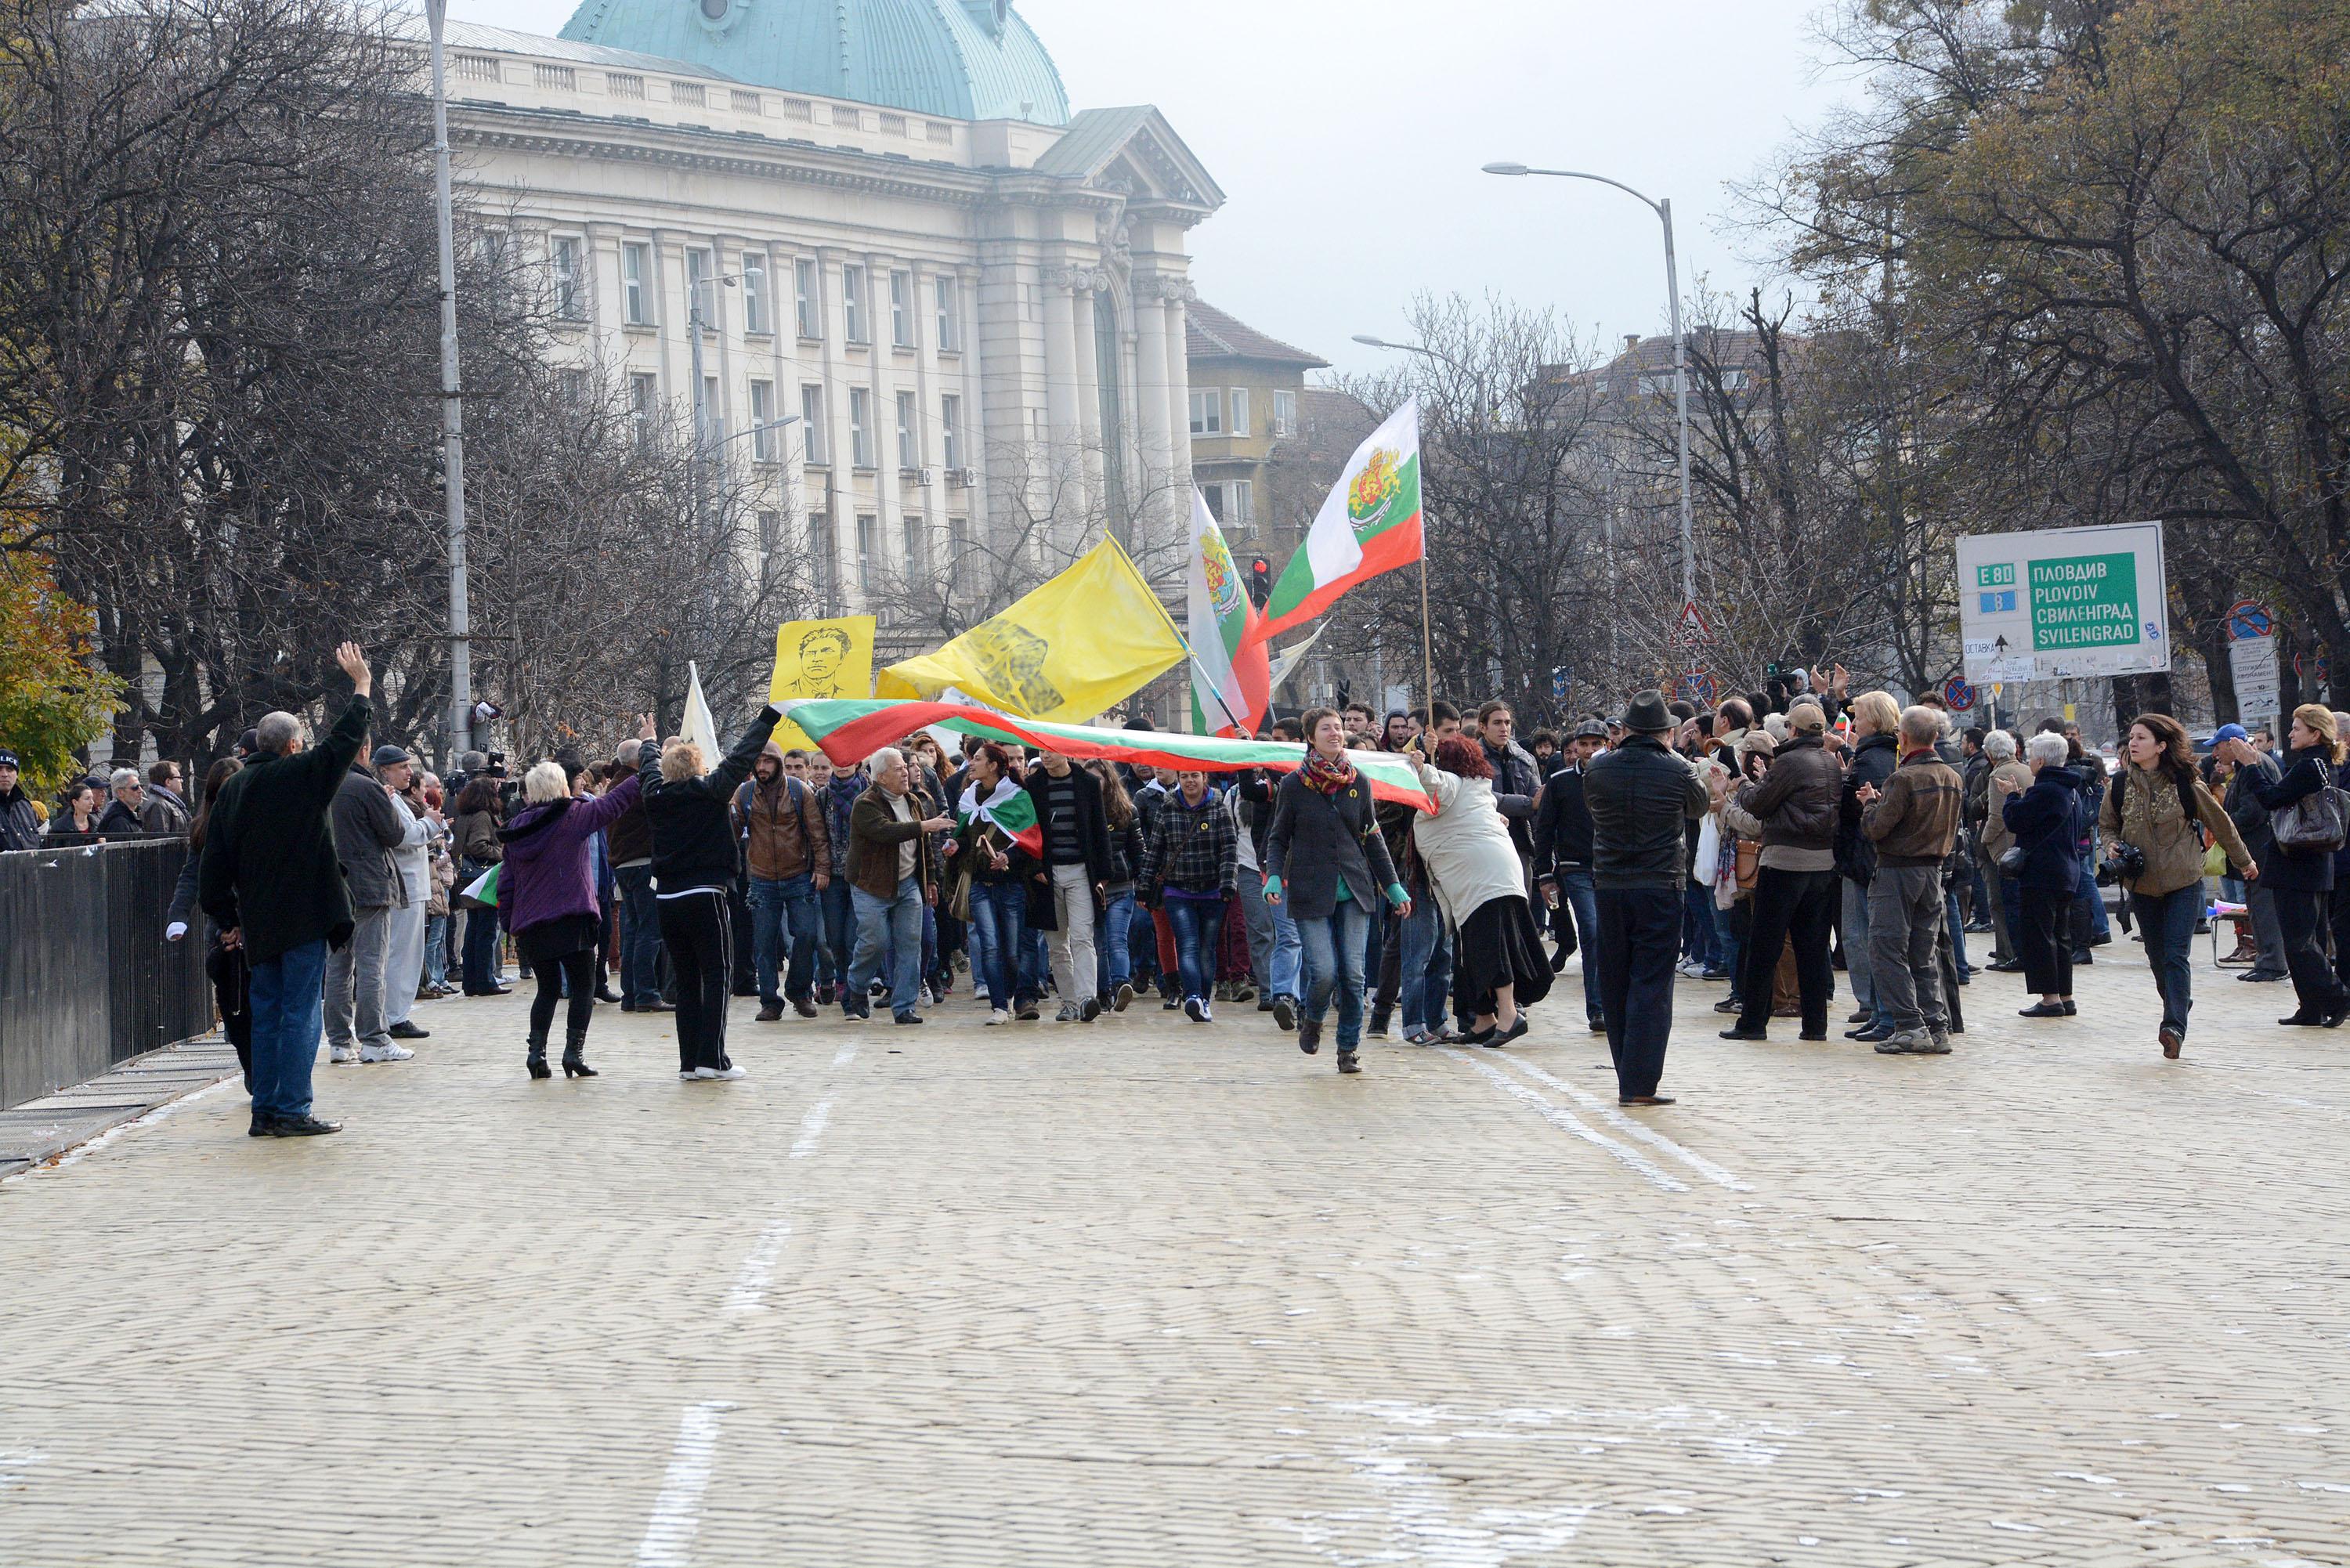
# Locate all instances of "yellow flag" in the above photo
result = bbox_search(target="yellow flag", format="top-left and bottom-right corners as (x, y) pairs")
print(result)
(768, 616), (877, 750)
(877, 537), (1184, 721)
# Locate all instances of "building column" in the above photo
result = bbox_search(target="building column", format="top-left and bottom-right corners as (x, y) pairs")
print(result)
(1041, 266), (1085, 535)
(1162, 284), (1194, 505)
(1133, 282), (1174, 531)
(1073, 275), (1107, 527)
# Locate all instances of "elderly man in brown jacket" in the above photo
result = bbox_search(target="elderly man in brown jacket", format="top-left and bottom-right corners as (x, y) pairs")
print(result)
(1858, 704), (1965, 1054)
(843, 746), (953, 1024)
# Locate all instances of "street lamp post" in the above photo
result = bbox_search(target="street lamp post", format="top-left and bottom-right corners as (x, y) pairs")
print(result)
(425, 0), (472, 766)
(1483, 161), (1697, 623)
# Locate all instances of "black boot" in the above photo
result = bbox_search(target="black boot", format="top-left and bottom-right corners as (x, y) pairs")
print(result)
(562, 1028), (598, 1078)
(526, 1028), (551, 1080)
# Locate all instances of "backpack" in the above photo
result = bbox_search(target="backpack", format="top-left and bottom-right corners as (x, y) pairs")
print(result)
(734, 776), (806, 842)
(2107, 767), (2197, 837)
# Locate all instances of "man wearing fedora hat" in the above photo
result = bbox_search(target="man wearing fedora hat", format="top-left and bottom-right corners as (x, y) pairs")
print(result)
(1582, 690), (1710, 1105)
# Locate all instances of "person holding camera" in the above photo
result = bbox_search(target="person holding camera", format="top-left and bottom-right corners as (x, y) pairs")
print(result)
(2220, 705), (2350, 1028)
(1996, 732), (2085, 1020)
(2098, 713), (2255, 1058)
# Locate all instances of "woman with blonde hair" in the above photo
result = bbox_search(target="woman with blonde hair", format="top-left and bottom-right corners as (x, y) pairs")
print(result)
(498, 717), (655, 1079)
(2224, 704), (2349, 1027)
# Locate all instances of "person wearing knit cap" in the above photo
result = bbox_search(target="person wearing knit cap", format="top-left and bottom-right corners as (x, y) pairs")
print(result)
(1719, 699), (1843, 1043)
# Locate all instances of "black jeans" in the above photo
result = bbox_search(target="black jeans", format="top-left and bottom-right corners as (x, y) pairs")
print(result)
(2273, 885), (2346, 1019)
(2019, 883), (2073, 997)
(656, 887), (735, 1073)
(524, 945), (598, 1045)
(1596, 884), (1681, 1099)
(1735, 866), (1837, 1035)
(2330, 882), (2350, 999)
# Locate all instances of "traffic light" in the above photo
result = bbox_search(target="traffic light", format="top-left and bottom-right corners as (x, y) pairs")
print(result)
(1248, 557), (1272, 609)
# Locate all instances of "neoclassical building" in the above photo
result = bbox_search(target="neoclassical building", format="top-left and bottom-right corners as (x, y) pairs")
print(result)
(428, 0), (1221, 621)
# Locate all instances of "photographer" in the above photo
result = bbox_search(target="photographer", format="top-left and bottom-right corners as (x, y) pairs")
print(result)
(2222, 706), (2349, 1028)
(2098, 714), (2254, 1059)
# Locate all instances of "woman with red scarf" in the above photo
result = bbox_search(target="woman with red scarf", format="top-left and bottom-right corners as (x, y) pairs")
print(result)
(1266, 707), (1410, 1074)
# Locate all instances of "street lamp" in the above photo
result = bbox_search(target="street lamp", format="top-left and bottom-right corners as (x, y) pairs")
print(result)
(1484, 160), (1696, 618)
(425, 0), (472, 766)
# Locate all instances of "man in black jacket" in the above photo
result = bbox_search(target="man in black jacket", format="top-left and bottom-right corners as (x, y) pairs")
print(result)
(1026, 752), (1114, 1022)
(1533, 720), (1607, 1031)
(1720, 700), (1843, 1042)
(1582, 691), (1709, 1105)
(0, 750), (40, 851)
(199, 641), (375, 1137)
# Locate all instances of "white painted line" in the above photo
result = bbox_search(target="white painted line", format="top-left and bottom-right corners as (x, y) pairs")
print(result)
(634, 1400), (735, 1568)
(789, 1098), (832, 1160)
(831, 1040), (859, 1068)
(1439, 1049), (1687, 1193)
(725, 1218), (793, 1313)
(1496, 1054), (1752, 1191)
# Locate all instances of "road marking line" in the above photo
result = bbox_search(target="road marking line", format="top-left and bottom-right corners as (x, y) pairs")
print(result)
(831, 1040), (859, 1068)
(633, 1400), (734, 1568)
(727, 1096), (836, 1312)
(1439, 1049), (1687, 1193)
(788, 1097), (832, 1160)
(1495, 1054), (1752, 1190)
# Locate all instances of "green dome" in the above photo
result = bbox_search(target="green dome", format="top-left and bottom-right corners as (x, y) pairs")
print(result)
(557, 0), (1072, 125)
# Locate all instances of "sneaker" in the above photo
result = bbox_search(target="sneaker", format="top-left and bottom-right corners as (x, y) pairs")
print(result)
(1256, 996), (1276, 1012)
(1272, 995), (1297, 1031)
(1919, 1031), (1952, 1054)
(1114, 982), (1134, 1013)
(986, 1009), (1010, 1026)
(359, 1042), (414, 1064)
(269, 1113), (342, 1136)
(1183, 995), (1208, 1024)
(1162, 995), (1180, 1010)
(1847, 1022), (1894, 1042)
(1080, 995), (1102, 1023)
(678, 1070), (701, 1081)
(387, 1021), (429, 1040)
(1875, 1029), (1929, 1054)
(895, 1014), (925, 1027)
(1712, 997), (1741, 1014)
(1229, 981), (1256, 1004)
(328, 1045), (358, 1064)
(1054, 1002), (1077, 1023)
(714, 1064), (750, 1078)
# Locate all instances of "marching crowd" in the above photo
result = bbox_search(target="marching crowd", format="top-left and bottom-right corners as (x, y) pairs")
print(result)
(9, 645), (2350, 1140)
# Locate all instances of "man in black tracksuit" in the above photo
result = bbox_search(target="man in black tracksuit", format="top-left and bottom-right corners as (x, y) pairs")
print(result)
(1532, 720), (1607, 1031)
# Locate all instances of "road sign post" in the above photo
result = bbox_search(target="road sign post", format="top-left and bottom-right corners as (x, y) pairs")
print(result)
(1957, 522), (2169, 686)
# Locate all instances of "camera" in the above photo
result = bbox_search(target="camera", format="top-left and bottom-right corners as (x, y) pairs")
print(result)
(2096, 842), (2148, 887)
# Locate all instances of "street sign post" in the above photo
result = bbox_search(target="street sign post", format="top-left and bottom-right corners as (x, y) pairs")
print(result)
(1956, 522), (2169, 685)
(1679, 668), (1715, 706)
(2225, 599), (2280, 726)
(1943, 677), (1976, 712)
(1670, 599), (1711, 649)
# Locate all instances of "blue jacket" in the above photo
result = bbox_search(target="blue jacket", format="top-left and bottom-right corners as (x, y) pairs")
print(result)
(2001, 766), (2086, 894)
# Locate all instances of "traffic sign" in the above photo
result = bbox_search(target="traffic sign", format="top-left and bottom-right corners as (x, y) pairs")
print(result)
(1669, 600), (1712, 649)
(1943, 677), (1976, 712)
(1549, 666), (1571, 704)
(1679, 668), (1716, 706)
(2226, 601), (2274, 641)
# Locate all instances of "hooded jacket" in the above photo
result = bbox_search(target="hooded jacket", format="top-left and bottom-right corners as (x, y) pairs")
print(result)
(732, 742), (830, 883)
(497, 774), (643, 934)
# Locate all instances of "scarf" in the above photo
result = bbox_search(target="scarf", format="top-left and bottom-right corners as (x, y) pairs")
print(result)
(957, 775), (1021, 829)
(1301, 751), (1358, 797)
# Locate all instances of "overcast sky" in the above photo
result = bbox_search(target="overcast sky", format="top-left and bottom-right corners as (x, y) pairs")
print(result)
(451, 0), (1867, 378)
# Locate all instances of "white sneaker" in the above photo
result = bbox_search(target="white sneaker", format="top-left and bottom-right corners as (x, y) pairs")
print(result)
(690, 1067), (720, 1080)
(329, 1045), (358, 1064)
(359, 1042), (414, 1063)
(1054, 1002), (1079, 1022)
(678, 1070), (701, 1081)
(986, 1009), (1010, 1026)
(711, 1064), (747, 1080)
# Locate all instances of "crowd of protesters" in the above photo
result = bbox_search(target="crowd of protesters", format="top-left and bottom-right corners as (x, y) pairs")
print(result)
(14, 640), (2350, 1139)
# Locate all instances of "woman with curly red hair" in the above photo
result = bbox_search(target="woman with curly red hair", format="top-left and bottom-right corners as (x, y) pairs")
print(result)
(1411, 735), (1553, 1045)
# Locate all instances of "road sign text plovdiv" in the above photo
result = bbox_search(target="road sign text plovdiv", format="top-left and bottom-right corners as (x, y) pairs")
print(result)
(1957, 522), (2168, 685)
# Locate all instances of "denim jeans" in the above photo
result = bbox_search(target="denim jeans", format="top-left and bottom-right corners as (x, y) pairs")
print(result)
(1162, 894), (1220, 1004)
(248, 937), (328, 1121)
(1128, 898), (1160, 991)
(1268, 898), (1303, 1001)
(1296, 899), (1373, 1050)
(1711, 899), (1742, 994)
(1236, 869), (1275, 991)
(2128, 883), (2202, 1038)
(423, 913), (449, 991)
(462, 869), (504, 992)
(2073, 853), (2111, 941)
(1842, 877), (1880, 1021)
(816, 877), (855, 988)
(967, 880), (1032, 1011)
(614, 863), (661, 1006)
(747, 872), (821, 1005)
(1556, 869), (1602, 1024)
(848, 876), (924, 1019)
(1394, 894), (1452, 1036)
(1096, 886), (1135, 994)
(1682, 880), (1720, 968)
(1944, 888), (1970, 978)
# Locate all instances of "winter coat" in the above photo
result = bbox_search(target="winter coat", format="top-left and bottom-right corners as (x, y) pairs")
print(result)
(1860, 750), (1964, 867)
(2000, 766), (2086, 895)
(1836, 731), (1900, 883)
(2243, 746), (2339, 894)
(1978, 761), (2034, 858)
(392, 794), (438, 905)
(732, 747), (830, 883)
(605, 757), (653, 865)
(2097, 764), (2248, 898)
(848, 783), (937, 899)
(1480, 736), (1542, 858)
(199, 694), (374, 963)
(496, 774), (643, 935)
(456, 807), (504, 867)
(1024, 764), (1115, 883)
(0, 785), (40, 852)
(331, 765), (421, 909)
(1531, 764), (1596, 877)
(1264, 767), (1398, 919)
(96, 798), (144, 837)
(637, 707), (783, 894)
(1734, 733), (1841, 862)
(139, 786), (191, 836)
(1409, 760), (1524, 927)
(1582, 735), (1709, 890)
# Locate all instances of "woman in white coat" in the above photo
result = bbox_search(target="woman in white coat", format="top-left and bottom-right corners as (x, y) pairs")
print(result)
(1412, 735), (1553, 1045)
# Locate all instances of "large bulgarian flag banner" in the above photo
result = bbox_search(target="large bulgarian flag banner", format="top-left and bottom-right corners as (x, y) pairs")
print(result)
(784, 698), (1435, 811)
(1251, 397), (1423, 643)
(1187, 487), (1270, 737)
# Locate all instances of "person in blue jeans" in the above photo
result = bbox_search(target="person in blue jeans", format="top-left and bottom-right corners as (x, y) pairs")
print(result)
(197, 639), (378, 1138)
(1088, 759), (1144, 1009)
(842, 746), (949, 1024)
(732, 743), (831, 1020)
(811, 753), (862, 1002)
(1138, 770), (1238, 1023)
(949, 743), (1040, 1023)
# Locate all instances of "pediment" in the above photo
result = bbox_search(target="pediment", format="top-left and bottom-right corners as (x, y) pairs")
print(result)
(1032, 106), (1224, 213)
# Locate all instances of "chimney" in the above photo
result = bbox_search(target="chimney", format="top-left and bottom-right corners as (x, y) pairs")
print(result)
(1622, 334), (1641, 352)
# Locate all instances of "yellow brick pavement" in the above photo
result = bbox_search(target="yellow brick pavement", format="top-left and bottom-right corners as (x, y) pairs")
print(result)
(3, 939), (2348, 1566)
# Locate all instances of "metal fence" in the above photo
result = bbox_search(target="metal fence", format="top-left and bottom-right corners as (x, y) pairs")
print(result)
(1, 839), (213, 1110)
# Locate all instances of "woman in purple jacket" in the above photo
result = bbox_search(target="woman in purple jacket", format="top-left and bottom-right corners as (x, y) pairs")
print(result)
(499, 717), (653, 1078)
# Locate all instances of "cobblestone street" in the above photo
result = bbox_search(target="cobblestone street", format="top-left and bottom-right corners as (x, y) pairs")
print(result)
(5, 938), (2348, 1566)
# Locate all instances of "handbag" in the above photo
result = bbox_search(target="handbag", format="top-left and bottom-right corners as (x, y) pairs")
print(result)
(1998, 844), (2027, 876)
(2275, 783), (2350, 853)
(1733, 836), (1760, 892)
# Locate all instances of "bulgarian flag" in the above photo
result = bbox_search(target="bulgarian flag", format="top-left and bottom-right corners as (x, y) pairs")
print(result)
(1250, 397), (1423, 643)
(1186, 487), (1270, 737)
(783, 698), (1435, 811)
(958, 775), (1043, 856)
(461, 863), (498, 908)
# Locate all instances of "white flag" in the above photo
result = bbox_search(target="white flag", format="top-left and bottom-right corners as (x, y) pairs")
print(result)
(682, 661), (721, 772)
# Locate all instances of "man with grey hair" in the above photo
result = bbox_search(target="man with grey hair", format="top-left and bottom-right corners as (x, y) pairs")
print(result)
(1973, 730), (2032, 970)
(1856, 705), (1965, 1053)
(95, 767), (147, 836)
(199, 642), (375, 1136)
(844, 746), (951, 1023)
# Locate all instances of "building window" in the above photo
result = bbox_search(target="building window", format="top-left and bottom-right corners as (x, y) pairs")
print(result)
(557, 367), (591, 406)
(700, 374), (722, 444)
(1200, 482), (1223, 521)
(878, 111), (906, 136)
(1228, 388), (1251, 436)
(621, 242), (652, 326)
(926, 121), (953, 144)
(794, 258), (821, 338)
(903, 513), (927, 580)
(533, 63), (575, 90)
(848, 388), (874, 468)
(685, 246), (715, 327)
(896, 391), (918, 469)
(888, 270), (913, 348)
(606, 71), (643, 98)
(749, 380), (776, 461)
(1188, 389), (1222, 436)
(940, 394), (961, 470)
(934, 276), (960, 352)
(832, 103), (860, 129)
(757, 508), (782, 555)
(629, 372), (659, 440)
(780, 96), (812, 121)
(741, 251), (769, 334)
(1274, 389), (1297, 437)
(1230, 479), (1254, 528)
(947, 516), (969, 596)
(856, 514), (877, 592)
(801, 385), (827, 464)
(730, 89), (761, 114)
(811, 516), (837, 598)
(475, 231), (509, 312)
(842, 265), (867, 343)
(550, 237), (584, 320)
(672, 81), (707, 108)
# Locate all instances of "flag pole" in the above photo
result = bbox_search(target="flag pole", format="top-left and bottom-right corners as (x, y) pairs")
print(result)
(1417, 539), (1436, 724)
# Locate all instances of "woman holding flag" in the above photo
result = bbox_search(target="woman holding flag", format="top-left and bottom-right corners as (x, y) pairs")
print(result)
(1265, 708), (1410, 1074)
(948, 742), (1042, 1026)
